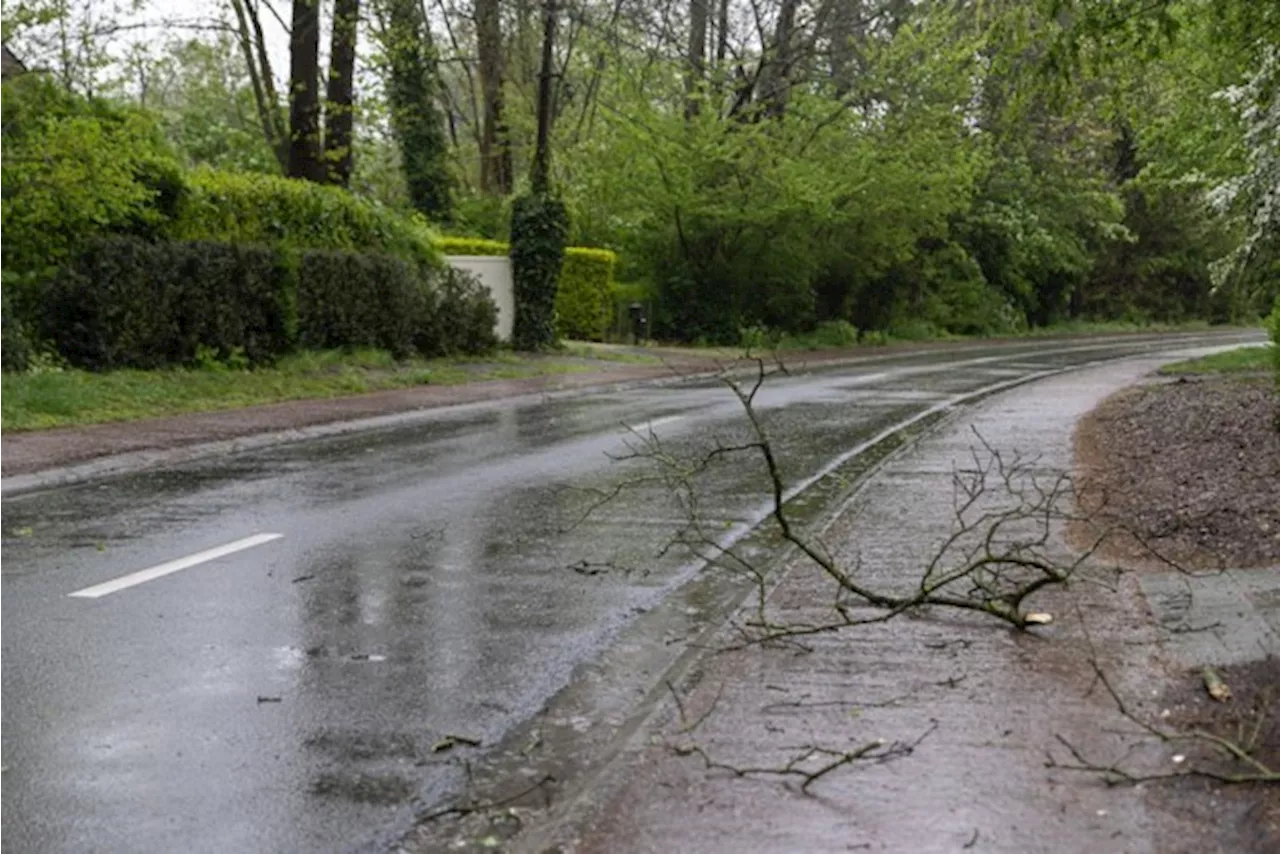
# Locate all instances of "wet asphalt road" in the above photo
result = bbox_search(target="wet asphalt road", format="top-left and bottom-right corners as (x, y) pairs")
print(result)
(0, 332), (1262, 853)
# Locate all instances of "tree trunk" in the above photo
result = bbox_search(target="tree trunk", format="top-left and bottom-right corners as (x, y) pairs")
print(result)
(685, 0), (708, 119)
(531, 0), (557, 192)
(324, 0), (360, 186)
(826, 0), (864, 96)
(476, 0), (513, 195)
(760, 0), (797, 119)
(715, 0), (729, 67)
(288, 0), (325, 182)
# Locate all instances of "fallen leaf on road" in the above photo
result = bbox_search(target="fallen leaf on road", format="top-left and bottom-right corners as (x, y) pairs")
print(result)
(1203, 666), (1231, 702)
(1024, 612), (1053, 625)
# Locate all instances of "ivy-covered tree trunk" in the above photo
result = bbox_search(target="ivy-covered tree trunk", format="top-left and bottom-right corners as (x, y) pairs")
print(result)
(376, 0), (453, 220)
(510, 0), (567, 351)
(510, 192), (568, 350)
(323, 0), (360, 187)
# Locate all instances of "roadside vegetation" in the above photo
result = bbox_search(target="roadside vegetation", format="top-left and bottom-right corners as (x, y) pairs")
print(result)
(1159, 346), (1275, 376)
(0, 346), (664, 432)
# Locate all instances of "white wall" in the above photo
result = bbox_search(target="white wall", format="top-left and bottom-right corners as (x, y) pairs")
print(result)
(445, 255), (514, 342)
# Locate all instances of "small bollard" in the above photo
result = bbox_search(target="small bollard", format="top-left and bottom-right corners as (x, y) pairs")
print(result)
(628, 302), (648, 344)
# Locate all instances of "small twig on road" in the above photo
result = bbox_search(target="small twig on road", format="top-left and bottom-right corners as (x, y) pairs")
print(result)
(671, 721), (937, 794)
(666, 678), (726, 734)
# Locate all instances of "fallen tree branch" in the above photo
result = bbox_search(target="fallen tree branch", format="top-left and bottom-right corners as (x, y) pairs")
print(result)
(671, 720), (936, 793)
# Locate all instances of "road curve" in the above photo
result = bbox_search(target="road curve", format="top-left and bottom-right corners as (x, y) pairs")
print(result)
(0, 331), (1262, 853)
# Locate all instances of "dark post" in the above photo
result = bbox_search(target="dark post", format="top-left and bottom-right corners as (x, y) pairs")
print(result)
(629, 302), (648, 343)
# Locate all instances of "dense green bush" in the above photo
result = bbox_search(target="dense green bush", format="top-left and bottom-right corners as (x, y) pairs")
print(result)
(1, 75), (186, 289)
(43, 237), (295, 370)
(428, 267), (500, 355)
(297, 250), (428, 358)
(555, 248), (617, 341)
(172, 169), (443, 269)
(510, 193), (569, 350)
(2, 285), (33, 373)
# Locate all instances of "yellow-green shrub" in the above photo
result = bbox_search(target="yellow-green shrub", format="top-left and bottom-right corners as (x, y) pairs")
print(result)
(172, 168), (442, 269)
(435, 236), (508, 256)
(1, 75), (186, 287)
(555, 248), (617, 341)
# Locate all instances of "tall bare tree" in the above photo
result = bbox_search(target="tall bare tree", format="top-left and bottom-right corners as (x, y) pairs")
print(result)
(288, 0), (325, 181)
(228, 0), (288, 170)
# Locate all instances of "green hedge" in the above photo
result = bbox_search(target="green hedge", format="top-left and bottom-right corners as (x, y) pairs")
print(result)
(44, 237), (295, 370)
(297, 250), (429, 359)
(435, 236), (508, 257)
(434, 236), (618, 341)
(35, 236), (498, 371)
(171, 168), (443, 270)
(555, 248), (616, 341)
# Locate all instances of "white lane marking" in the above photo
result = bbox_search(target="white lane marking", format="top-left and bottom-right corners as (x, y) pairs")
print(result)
(68, 533), (283, 599)
(624, 415), (684, 435)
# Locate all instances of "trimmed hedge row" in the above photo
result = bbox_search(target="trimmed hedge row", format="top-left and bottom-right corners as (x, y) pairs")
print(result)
(556, 248), (616, 341)
(435, 237), (509, 257)
(40, 236), (496, 370)
(434, 237), (617, 341)
(297, 250), (426, 358)
(45, 238), (294, 369)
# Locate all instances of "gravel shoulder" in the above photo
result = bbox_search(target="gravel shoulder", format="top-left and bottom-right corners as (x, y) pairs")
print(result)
(1073, 373), (1280, 570)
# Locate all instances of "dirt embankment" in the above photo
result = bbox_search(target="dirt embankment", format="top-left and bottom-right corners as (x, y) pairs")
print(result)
(1074, 375), (1280, 570)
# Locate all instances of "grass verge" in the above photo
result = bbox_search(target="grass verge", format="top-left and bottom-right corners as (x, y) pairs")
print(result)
(1, 349), (639, 432)
(1157, 345), (1274, 376)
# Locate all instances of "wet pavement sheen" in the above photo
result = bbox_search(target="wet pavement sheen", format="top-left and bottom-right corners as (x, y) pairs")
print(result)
(0, 332), (1261, 853)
